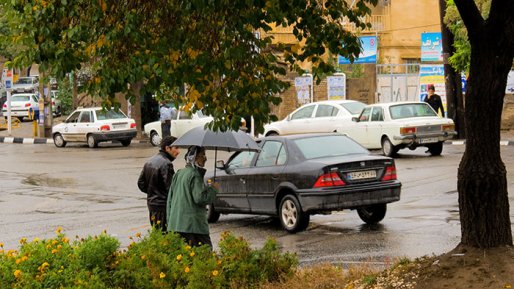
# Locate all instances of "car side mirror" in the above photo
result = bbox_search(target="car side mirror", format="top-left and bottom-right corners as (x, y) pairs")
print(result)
(215, 160), (226, 170)
(352, 116), (359, 122)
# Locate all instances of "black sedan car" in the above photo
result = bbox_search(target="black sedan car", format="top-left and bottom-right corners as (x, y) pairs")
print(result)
(206, 133), (402, 233)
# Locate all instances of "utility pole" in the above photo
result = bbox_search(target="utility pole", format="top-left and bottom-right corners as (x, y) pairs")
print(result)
(439, 0), (465, 138)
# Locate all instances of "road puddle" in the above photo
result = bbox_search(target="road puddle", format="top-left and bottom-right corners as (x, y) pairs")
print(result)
(22, 174), (77, 188)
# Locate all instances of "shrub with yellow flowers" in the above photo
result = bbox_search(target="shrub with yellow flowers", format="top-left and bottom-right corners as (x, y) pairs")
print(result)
(0, 228), (297, 289)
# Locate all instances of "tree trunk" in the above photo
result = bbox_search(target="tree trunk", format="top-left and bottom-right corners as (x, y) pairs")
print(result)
(72, 72), (79, 109)
(457, 41), (512, 247)
(130, 81), (143, 139)
(439, 0), (465, 139)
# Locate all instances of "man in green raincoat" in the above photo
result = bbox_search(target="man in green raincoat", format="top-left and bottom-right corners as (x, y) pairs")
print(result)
(166, 146), (219, 247)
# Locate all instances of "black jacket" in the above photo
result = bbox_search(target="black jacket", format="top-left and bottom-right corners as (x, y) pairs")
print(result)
(423, 93), (445, 116)
(138, 151), (175, 209)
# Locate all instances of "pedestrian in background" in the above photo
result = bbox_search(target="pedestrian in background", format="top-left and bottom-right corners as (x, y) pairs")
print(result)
(166, 146), (219, 247)
(423, 84), (445, 117)
(160, 101), (172, 138)
(138, 136), (180, 231)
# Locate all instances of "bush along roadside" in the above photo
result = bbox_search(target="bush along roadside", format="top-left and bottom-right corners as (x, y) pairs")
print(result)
(0, 228), (298, 289)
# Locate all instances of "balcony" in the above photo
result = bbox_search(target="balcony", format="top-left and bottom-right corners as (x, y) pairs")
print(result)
(342, 14), (390, 33)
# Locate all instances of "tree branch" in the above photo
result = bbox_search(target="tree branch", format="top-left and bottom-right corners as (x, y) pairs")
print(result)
(488, 0), (514, 52)
(453, 0), (483, 44)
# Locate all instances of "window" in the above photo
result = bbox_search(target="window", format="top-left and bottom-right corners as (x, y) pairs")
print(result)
(294, 135), (368, 159)
(359, 107), (372, 122)
(12, 95), (30, 102)
(178, 110), (192, 120)
(95, 109), (127, 120)
(315, 105), (339, 117)
(66, 111), (81, 123)
(290, 105), (315, 120)
(371, 107), (384, 121)
(389, 103), (437, 119)
(79, 111), (92, 123)
(228, 151), (256, 169)
(256, 141), (284, 167)
(340, 102), (366, 115)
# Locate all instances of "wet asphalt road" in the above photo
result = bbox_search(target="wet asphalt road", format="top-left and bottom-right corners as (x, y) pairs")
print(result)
(0, 141), (513, 268)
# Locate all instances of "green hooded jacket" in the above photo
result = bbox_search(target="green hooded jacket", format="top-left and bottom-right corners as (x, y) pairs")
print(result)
(166, 164), (218, 234)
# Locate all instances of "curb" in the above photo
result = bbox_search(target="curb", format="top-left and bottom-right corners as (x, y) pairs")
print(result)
(0, 136), (149, 145)
(445, 140), (514, 146)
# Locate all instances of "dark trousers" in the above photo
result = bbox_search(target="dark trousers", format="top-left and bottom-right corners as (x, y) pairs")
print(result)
(149, 206), (167, 232)
(161, 121), (171, 138)
(178, 232), (212, 248)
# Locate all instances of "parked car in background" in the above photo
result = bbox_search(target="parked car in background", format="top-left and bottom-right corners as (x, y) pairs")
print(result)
(143, 109), (213, 146)
(263, 100), (366, 136)
(52, 107), (137, 148)
(336, 101), (457, 157)
(206, 133), (401, 233)
(12, 76), (39, 93)
(1, 93), (39, 121)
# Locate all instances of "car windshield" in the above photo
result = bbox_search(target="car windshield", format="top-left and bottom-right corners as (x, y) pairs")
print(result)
(95, 109), (127, 120)
(389, 103), (437, 119)
(294, 135), (369, 159)
(15, 78), (33, 84)
(340, 102), (366, 115)
(12, 95), (30, 102)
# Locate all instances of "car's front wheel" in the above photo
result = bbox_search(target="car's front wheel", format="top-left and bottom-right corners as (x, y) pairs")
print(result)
(87, 134), (98, 148)
(53, 133), (66, 148)
(381, 137), (398, 157)
(427, 141), (443, 156)
(206, 204), (221, 223)
(266, 131), (279, 136)
(120, 139), (131, 147)
(150, 131), (161, 147)
(279, 195), (310, 233)
(357, 204), (387, 224)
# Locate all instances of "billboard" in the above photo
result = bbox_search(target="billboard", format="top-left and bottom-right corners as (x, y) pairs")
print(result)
(421, 32), (443, 62)
(338, 36), (377, 64)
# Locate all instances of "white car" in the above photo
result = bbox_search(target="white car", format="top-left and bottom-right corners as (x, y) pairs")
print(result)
(1, 93), (39, 120)
(336, 101), (457, 157)
(12, 76), (39, 93)
(50, 90), (62, 116)
(263, 100), (366, 136)
(143, 110), (213, 146)
(52, 107), (137, 148)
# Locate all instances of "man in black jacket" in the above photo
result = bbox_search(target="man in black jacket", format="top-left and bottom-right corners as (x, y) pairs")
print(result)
(138, 136), (180, 231)
(423, 84), (445, 116)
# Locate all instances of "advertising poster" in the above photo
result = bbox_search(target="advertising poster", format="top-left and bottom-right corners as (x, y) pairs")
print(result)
(338, 36), (377, 64)
(327, 74), (346, 100)
(421, 32), (443, 62)
(295, 76), (312, 105)
(507, 70), (514, 94)
(419, 64), (446, 116)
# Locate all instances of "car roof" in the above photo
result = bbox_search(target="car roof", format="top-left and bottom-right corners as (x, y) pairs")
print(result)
(367, 101), (426, 107)
(307, 100), (362, 105)
(258, 132), (345, 141)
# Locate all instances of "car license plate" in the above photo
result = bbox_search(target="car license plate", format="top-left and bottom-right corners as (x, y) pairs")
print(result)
(112, 124), (126, 129)
(419, 137), (439, 144)
(347, 170), (376, 180)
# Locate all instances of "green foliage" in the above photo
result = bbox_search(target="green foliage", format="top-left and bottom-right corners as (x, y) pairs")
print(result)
(56, 76), (74, 115)
(0, 229), (298, 289)
(444, 0), (491, 72)
(0, 0), (377, 133)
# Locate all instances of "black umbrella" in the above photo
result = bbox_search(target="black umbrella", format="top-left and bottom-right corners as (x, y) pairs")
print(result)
(171, 126), (261, 178)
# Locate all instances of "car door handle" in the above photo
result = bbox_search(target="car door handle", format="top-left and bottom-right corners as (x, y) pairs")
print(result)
(271, 176), (279, 180)
(239, 178), (246, 184)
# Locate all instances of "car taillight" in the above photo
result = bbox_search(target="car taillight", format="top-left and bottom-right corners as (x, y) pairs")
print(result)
(52, 101), (55, 106)
(130, 123), (136, 129)
(2, 104), (6, 108)
(313, 172), (345, 188)
(24, 103), (31, 107)
(382, 166), (397, 181)
(442, 124), (454, 131)
(400, 127), (416, 135)
(100, 125), (110, 131)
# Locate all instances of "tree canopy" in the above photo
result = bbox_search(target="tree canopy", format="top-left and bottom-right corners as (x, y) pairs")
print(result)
(0, 0), (377, 132)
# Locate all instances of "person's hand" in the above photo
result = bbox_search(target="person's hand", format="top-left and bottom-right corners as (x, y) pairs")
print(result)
(207, 178), (220, 190)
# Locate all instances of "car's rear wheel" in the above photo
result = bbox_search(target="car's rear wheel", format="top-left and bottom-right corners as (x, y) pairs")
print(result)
(53, 133), (66, 148)
(206, 204), (221, 223)
(87, 134), (98, 148)
(120, 139), (131, 147)
(279, 195), (310, 233)
(150, 131), (161, 147)
(357, 204), (387, 224)
(381, 137), (398, 157)
(427, 141), (443, 156)
(266, 131), (279, 136)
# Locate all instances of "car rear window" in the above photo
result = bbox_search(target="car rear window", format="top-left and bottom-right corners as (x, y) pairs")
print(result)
(389, 103), (438, 119)
(340, 102), (366, 115)
(293, 135), (369, 159)
(15, 78), (33, 84)
(12, 95), (30, 102)
(95, 109), (127, 120)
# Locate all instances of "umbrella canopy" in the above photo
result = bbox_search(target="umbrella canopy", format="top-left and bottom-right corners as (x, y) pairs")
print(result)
(171, 126), (260, 152)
